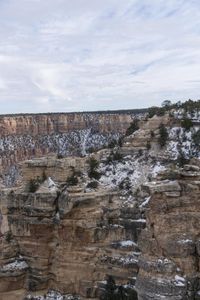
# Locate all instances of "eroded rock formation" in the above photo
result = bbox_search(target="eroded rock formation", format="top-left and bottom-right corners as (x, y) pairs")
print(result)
(136, 163), (200, 299)
(0, 106), (199, 299)
(0, 112), (138, 178)
(0, 156), (144, 300)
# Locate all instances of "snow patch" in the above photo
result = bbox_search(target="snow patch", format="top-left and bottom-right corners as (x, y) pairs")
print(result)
(1, 260), (28, 272)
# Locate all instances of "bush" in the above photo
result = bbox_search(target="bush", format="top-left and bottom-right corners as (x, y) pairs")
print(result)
(28, 178), (41, 193)
(192, 129), (200, 149)
(100, 275), (138, 300)
(112, 151), (123, 161)
(106, 151), (123, 164)
(87, 181), (98, 189)
(181, 118), (193, 131)
(118, 137), (123, 147)
(88, 158), (101, 180)
(27, 173), (47, 193)
(138, 149), (143, 157)
(118, 177), (132, 192)
(101, 275), (116, 300)
(57, 153), (64, 159)
(88, 147), (95, 154)
(162, 100), (172, 108)
(66, 174), (78, 186)
(125, 119), (139, 136)
(158, 123), (168, 148)
(89, 157), (99, 170)
(88, 169), (101, 180)
(108, 140), (118, 149)
(66, 167), (81, 186)
(148, 106), (165, 118)
(177, 150), (189, 167)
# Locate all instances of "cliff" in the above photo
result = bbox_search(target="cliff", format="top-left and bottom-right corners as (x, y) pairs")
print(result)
(0, 155), (144, 300)
(0, 112), (137, 136)
(0, 106), (199, 299)
(0, 111), (140, 186)
(136, 163), (200, 299)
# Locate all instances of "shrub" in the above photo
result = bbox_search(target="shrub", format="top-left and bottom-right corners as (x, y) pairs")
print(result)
(27, 173), (48, 193)
(88, 158), (101, 180)
(162, 100), (172, 108)
(112, 151), (123, 161)
(138, 149), (143, 157)
(148, 106), (165, 118)
(108, 140), (118, 149)
(28, 178), (41, 193)
(57, 153), (64, 159)
(89, 157), (99, 170)
(177, 150), (189, 167)
(192, 129), (200, 149)
(118, 177), (132, 192)
(106, 151), (123, 164)
(101, 275), (116, 300)
(181, 118), (193, 131)
(125, 119), (139, 136)
(88, 147), (95, 154)
(66, 167), (81, 186)
(118, 137), (123, 147)
(66, 174), (78, 186)
(158, 123), (168, 148)
(100, 275), (138, 300)
(87, 181), (98, 189)
(89, 169), (101, 180)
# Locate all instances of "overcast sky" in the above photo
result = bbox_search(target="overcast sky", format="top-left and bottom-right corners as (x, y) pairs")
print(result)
(0, 0), (200, 113)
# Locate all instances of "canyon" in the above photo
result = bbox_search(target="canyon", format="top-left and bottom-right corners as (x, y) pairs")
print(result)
(0, 104), (199, 299)
(0, 110), (145, 186)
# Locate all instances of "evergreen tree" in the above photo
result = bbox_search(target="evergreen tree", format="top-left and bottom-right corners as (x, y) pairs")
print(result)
(158, 123), (168, 148)
(102, 275), (116, 300)
(125, 119), (139, 136)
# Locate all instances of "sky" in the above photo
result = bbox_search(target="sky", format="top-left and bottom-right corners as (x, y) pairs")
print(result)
(0, 0), (200, 113)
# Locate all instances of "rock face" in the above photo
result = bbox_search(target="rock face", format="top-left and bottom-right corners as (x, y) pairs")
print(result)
(0, 112), (139, 177)
(0, 112), (139, 136)
(0, 156), (144, 300)
(0, 106), (199, 299)
(22, 156), (88, 184)
(136, 164), (200, 299)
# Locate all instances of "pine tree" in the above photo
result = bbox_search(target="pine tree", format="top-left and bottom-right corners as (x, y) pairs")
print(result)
(158, 123), (168, 148)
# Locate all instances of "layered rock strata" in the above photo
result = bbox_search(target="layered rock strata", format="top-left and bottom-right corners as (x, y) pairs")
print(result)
(0, 112), (139, 177)
(136, 164), (200, 299)
(0, 156), (144, 299)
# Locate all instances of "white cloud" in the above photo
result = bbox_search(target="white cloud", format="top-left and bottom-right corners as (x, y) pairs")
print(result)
(0, 0), (200, 113)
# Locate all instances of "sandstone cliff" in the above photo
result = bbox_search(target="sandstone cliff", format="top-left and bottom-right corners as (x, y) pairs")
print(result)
(136, 163), (200, 299)
(0, 155), (144, 300)
(0, 106), (199, 300)
(0, 111), (141, 186)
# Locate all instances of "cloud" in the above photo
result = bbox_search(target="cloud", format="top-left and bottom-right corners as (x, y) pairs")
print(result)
(0, 0), (200, 113)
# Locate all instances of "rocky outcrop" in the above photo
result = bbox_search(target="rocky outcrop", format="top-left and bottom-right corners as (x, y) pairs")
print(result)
(21, 156), (88, 184)
(136, 164), (200, 299)
(0, 155), (144, 300)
